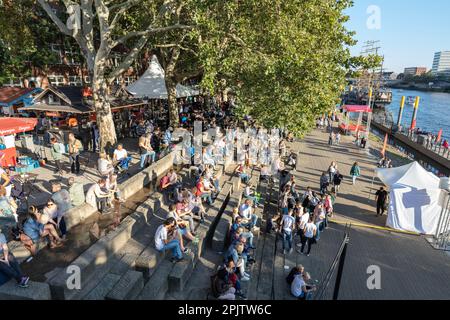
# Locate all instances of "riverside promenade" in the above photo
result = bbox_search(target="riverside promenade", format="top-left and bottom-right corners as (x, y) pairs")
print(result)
(165, 127), (450, 300)
(276, 127), (450, 300)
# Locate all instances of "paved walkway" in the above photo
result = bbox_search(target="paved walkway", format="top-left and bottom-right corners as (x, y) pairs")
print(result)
(279, 126), (450, 299)
(291, 127), (387, 227)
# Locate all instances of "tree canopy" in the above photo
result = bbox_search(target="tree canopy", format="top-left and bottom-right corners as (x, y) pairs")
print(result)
(1, 0), (368, 139)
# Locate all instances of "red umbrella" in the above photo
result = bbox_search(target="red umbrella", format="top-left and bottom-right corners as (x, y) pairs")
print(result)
(0, 117), (38, 136)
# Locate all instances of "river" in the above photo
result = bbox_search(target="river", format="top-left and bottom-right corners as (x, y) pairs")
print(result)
(386, 88), (450, 141)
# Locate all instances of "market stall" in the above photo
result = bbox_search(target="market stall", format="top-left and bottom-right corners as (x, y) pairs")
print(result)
(0, 117), (38, 168)
(339, 105), (372, 139)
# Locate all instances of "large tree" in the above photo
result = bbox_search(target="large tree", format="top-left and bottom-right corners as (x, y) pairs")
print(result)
(37, 0), (191, 150)
(197, 0), (362, 136)
(0, 0), (62, 85)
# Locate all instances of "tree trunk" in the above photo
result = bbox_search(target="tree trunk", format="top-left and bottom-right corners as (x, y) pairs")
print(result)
(166, 77), (179, 128)
(92, 74), (117, 152)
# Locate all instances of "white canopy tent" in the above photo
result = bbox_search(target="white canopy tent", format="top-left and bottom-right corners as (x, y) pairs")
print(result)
(126, 55), (199, 99)
(375, 161), (447, 235)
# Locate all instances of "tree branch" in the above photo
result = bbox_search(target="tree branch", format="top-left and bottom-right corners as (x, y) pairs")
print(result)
(174, 68), (204, 83)
(111, 24), (192, 48)
(37, 0), (71, 36)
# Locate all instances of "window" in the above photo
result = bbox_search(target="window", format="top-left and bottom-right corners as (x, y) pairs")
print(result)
(68, 76), (82, 86)
(64, 49), (80, 65)
(48, 94), (55, 104)
(7, 78), (22, 87)
(48, 75), (65, 86)
(84, 76), (91, 84)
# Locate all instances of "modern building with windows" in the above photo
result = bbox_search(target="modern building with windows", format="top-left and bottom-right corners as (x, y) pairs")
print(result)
(432, 51), (450, 76)
(403, 67), (427, 76)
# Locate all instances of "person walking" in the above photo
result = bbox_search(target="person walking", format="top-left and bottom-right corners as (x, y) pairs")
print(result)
(328, 161), (337, 183)
(332, 170), (343, 195)
(280, 209), (296, 254)
(375, 187), (388, 216)
(68, 133), (82, 175)
(335, 132), (341, 145)
(350, 162), (360, 185)
(298, 216), (317, 256)
(319, 172), (329, 195)
(50, 137), (64, 174)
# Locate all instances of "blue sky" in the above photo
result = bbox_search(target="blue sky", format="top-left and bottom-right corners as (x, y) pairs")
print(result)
(345, 0), (450, 73)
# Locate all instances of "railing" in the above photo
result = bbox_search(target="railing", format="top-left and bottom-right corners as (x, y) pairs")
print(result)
(371, 115), (450, 160)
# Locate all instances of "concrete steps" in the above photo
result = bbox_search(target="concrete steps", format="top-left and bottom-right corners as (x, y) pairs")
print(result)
(106, 270), (144, 300)
(135, 166), (232, 299)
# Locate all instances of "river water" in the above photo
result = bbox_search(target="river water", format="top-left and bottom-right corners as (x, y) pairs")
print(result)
(386, 88), (450, 141)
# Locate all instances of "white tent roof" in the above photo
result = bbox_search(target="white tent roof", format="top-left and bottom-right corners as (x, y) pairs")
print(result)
(126, 55), (199, 99)
(375, 161), (445, 235)
(375, 161), (440, 189)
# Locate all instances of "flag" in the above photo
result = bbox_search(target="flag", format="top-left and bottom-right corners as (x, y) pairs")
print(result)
(381, 133), (388, 157)
(437, 129), (443, 143)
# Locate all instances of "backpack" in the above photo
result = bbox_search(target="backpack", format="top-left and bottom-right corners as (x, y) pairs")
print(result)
(286, 267), (301, 285)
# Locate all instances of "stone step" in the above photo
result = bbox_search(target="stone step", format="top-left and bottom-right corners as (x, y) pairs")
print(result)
(84, 273), (122, 300)
(0, 280), (52, 300)
(211, 180), (243, 253)
(47, 196), (158, 300)
(138, 259), (174, 300)
(106, 270), (144, 300)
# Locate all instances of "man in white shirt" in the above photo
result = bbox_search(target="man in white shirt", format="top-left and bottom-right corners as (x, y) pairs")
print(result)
(280, 209), (296, 254)
(113, 144), (128, 162)
(291, 272), (316, 300)
(154, 217), (184, 263)
(298, 217), (317, 256)
(239, 199), (258, 230)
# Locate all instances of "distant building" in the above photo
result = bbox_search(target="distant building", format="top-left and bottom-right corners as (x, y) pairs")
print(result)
(432, 51), (450, 76)
(403, 67), (427, 77)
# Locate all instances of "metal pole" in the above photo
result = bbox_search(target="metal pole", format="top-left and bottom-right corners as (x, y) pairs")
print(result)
(410, 96), (420, 129)
(333, 234), (349, 300)
(397, 96), (405, 127)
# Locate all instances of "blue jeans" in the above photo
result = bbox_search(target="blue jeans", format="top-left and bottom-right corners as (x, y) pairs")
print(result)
(240, 173), (249, 184)
(161, 239), (182, 259)
(240, 231), (254, 247)
(282, 230), (293, 251)
(0, 253), (24, 282)
(242, 214), (258, 229)
(315, 221), (323, 240)
(201, 192), (213, 205)
(140, 151), (156, 168)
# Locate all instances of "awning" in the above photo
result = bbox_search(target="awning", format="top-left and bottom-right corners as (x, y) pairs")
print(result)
(344, 105), (372, 113)
(18, 102), (93, 114)
(0, 117), (38, 136)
